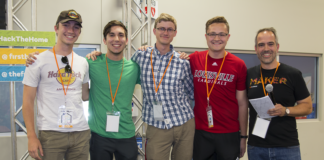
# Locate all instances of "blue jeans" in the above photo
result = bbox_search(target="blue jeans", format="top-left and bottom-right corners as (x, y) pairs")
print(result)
(247, 145), (301, 160)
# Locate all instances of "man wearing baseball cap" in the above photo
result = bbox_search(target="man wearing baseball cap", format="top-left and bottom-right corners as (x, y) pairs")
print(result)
(55, 9), (83, 27)
(22, 9), (90, 160)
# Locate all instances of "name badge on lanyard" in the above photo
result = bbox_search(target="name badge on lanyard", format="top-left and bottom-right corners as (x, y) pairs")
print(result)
(53, 47), (74, 129)
(206, 100), (213, 128)
(153, 100), (164, 121)
(106, 110), (121, 132)
(105, 55), (124, 132)
(252, 117), (271, 139)
(58, 100), (74, 128)
(150, 49), (174, 122)
(205, 51), (226, 128)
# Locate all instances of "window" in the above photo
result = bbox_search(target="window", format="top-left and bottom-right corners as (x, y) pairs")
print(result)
(279, 55), (318, 119)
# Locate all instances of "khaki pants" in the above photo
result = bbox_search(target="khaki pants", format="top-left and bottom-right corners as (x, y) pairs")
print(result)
(146, 118), (195, 160)
(39, 129), (90, 160)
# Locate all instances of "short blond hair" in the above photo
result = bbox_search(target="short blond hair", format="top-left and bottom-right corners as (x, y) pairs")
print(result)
(206, 16), (229, 33)
(154, 13), (177, 30)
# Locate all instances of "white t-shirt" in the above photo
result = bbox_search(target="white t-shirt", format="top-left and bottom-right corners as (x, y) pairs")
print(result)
(22, 50), (89, 132)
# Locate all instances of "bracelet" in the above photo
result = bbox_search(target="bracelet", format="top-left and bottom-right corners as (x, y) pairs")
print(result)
(240, 135), (248, 139)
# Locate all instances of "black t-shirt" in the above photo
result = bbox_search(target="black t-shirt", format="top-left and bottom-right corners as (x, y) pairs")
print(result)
(246, 63), (310, 147)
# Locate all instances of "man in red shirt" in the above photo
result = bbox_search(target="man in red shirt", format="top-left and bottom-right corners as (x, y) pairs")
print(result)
(189, 16), (248, 160)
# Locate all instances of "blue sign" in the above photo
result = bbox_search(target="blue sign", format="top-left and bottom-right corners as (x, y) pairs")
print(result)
(0, 66), (25, 81)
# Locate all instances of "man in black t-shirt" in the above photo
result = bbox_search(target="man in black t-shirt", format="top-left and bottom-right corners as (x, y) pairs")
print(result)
(246, 27), (312, 160)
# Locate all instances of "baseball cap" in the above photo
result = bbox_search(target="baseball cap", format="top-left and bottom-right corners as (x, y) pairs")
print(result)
(56, 9), (82, 27)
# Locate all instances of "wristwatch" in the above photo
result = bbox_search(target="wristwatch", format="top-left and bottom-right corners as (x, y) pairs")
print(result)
(285, 107), (290, 116)
(240, 135), (248, 139)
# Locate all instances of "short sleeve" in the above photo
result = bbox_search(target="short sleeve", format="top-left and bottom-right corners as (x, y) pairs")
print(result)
(83, 60), (90, 84)
(236, 61), (247, 91)
(131, 50), (141, 63)
(22, 55), (41, 87)
(293, 70), (310, 101)
(189, 51), (197, 61)
(136, 64), (141, 84)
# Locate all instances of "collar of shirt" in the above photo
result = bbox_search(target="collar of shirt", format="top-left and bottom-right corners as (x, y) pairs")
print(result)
(153, 44), (174, 58)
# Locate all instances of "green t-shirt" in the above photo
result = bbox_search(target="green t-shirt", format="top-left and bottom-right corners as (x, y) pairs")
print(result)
(87, 54), (140, 139)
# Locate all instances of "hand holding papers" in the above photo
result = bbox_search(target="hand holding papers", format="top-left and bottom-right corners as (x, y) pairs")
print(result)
(249, 96), (275, 119)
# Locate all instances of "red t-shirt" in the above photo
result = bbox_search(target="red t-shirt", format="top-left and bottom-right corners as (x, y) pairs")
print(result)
(189, 50), (247, 133)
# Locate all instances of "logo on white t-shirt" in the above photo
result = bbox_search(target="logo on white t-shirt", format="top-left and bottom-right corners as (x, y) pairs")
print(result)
(212, 62), (217, 66)
(47, 68), (81, 86)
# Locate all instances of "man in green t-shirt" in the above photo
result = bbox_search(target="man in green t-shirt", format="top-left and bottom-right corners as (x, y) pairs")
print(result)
(83, 20), (140, 160)
(26, 20), (140, 160)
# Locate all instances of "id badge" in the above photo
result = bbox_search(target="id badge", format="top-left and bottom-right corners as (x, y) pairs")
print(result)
(106, 111), (120, 132)
(206, 105), (213, 128)
(252, 117), (271, 139)
(153, 101), (164, 121)
(58, 105), (73, 128)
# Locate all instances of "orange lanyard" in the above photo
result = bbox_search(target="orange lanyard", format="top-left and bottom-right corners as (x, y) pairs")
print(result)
(205, 51), (226, 102)
(53, 47), (73, 96)
(260, 62), (279, 96)
(150, 49), (174, 94)
(106, 55), (124, 106)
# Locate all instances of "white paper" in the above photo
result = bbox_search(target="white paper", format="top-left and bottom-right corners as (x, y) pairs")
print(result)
(249, 96), (275, 119)
(252, 117), (270, 139)
(106, 115), (120, 132)
(153, 104), (164, 121)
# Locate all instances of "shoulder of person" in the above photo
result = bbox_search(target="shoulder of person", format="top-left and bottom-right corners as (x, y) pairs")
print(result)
(279, 63), (303, 79)
(188, 50), (207, 60)
(86, 54), (105, 63)
(247, 65), (260, 74)
(125, 58), (138, 66)
(73, 52), (86, 60)
(132, 47), (152, 59)
(30, 50), (53, 67)
(195, 50), (207, 56)
(142, 46), (154, 54)
(280, 63), (300, 73)
(37, 50), (54, 58)
(227, 52), (245, 63)
(173, 51), (190, 64)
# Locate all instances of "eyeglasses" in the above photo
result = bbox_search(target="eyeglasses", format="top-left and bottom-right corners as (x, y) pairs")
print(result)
(206, 32), (228, 39)
(156, 27), (176, 33)
(61, 56), (72, 73)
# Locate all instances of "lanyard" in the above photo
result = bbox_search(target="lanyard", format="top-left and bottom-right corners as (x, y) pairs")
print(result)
(260, 62), (279, 96)
(106, 55), (124, 106)
(150, 49), (174, 94)
(205, 51), (226, 103)
(53, 47), (73, 96)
